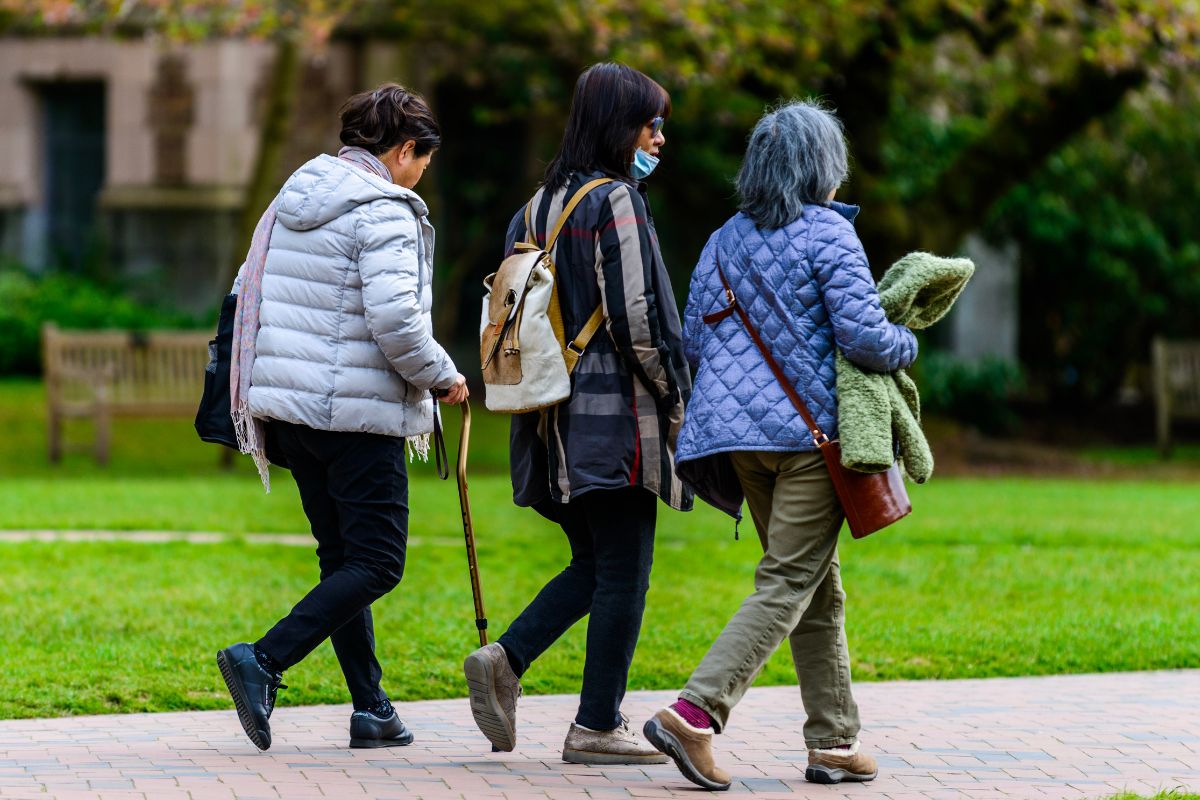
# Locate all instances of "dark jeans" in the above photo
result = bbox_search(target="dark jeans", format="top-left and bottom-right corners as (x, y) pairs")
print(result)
(256, 420), (408, 711)
(498, 486), (657, 731)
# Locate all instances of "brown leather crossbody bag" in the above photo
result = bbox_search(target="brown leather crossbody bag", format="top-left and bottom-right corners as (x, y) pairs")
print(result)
(703, 257), (911, 539)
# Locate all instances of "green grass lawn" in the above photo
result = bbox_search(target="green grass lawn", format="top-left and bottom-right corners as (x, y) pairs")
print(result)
(3, 468), (1199, 719)
(2, 378), (1199, 720)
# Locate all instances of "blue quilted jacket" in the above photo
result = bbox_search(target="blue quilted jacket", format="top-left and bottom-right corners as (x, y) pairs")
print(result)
(677, 202), (917, 482)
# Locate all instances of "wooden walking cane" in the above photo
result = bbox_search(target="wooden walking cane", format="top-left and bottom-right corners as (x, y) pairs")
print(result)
(432, 393), (488, 646)
(455, 400), (489, 647)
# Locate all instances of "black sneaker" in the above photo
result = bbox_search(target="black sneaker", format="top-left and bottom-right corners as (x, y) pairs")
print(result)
(349, 700), (414, 748)
(216, 642), (285, 750)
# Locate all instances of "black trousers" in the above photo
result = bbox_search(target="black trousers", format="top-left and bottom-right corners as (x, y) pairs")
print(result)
(256, 420), (408, 711)
(498, 486), (657, 731)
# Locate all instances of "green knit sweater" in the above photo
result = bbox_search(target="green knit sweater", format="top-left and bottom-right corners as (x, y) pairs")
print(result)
(835, 252), (975, 483)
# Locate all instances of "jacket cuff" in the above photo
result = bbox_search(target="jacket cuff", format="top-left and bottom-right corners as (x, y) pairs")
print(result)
(429, 353), (459, 390)
(399, 350), (457, 393)
(903, 327), (919, 368)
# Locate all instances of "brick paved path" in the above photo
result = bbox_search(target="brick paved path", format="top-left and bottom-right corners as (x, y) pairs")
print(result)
(1, 671), (1197, 800)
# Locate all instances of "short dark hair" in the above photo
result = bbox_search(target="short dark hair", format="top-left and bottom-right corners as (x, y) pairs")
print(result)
(542, 63), (671, 191)
(339, 83), (441, 157)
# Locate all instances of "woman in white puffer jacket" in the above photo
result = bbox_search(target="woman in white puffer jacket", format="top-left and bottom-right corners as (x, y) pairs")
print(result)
(217, 84), (466, 754)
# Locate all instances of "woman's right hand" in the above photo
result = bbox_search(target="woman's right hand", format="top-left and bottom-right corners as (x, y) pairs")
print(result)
(439, 373), (469, 404)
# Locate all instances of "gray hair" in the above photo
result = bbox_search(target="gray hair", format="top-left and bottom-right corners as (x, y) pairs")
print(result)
(736, 99), (849, 229)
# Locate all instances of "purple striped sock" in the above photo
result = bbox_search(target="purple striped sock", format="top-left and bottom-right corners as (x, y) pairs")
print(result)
(671, 698), (713, 730)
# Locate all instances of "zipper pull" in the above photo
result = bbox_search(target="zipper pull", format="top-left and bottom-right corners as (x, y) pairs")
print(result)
(733, 518), (740, 541)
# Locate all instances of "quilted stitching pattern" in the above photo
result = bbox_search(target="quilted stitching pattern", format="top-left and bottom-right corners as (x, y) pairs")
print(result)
(677, 204), (917, 465)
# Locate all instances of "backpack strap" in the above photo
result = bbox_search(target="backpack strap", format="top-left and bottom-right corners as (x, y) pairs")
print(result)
(550, 178), (612, 373)
(521, 177), (614, 374)
(521, 178), (613, 255)
(546, 178), (612, 252)
(564, 306), (605, 373)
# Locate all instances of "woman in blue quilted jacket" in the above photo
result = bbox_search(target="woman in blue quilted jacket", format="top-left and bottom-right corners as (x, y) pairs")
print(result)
(642, 100), (918, 790)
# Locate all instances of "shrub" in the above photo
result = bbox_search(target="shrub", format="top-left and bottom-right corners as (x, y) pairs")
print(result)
(0, 269), (199, 376)
(916, 352), (1024, 436)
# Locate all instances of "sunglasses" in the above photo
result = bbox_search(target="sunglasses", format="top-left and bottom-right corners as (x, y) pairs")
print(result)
(648, 116), (665, 136)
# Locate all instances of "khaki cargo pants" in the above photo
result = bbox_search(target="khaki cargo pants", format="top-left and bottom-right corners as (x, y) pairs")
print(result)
(680, 450), (861, 748)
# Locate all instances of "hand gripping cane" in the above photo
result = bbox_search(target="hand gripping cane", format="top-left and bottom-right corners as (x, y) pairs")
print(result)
(431, 393), (489, 646)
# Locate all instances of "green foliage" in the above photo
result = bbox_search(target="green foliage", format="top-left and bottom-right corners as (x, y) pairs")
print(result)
(0, 0), (356, 41)
(918, 352), (1024, 436)
(0, 270), (199, 376)
(379, 0), (1200, 376)
(988, 75), (1200, 404)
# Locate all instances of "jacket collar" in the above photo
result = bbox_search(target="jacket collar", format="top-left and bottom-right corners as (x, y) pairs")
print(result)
(828, 200), (860, 223)
(637, 181), (655, 221)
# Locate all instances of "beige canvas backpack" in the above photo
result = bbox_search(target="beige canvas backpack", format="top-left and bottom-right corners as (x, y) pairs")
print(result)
(480, 178), (612, 412)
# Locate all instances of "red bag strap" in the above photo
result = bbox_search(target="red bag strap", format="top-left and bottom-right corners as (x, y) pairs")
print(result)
(703, 254), (830, 447)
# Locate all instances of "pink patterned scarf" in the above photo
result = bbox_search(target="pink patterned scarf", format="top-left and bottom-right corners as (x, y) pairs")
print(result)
(230, 146), (394, 490)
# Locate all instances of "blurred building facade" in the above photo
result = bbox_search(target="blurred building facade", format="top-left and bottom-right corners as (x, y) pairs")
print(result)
(0, 37), (407, 310)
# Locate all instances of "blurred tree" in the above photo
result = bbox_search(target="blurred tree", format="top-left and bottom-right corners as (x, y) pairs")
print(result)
(12, 0), (1197, 270)
(8, 0), (1200, 407)
(987, 72), (1200, 405)
(347, 0), (1199, 340)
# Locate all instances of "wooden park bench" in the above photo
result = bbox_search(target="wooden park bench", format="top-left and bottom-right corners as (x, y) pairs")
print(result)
(41, 323), (220, 465)
(1153, 337), (1200, 456)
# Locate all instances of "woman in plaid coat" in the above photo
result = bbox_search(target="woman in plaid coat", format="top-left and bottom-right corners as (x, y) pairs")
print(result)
(464, 62), (691, 765)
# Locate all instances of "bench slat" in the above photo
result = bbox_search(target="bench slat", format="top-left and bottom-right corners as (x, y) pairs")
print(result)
(42, 323), (216, 464)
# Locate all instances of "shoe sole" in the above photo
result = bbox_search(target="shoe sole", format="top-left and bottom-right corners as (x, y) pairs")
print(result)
(562, 747), (670, 766)
(642, 717), (731, 791)
(216, 649), (269, 751)
(463, 651), (516, 752)
(805, 764), (878, 784)
(349, 734), (414, 749)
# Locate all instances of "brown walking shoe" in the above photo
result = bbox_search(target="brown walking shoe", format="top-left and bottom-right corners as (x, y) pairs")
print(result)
(562, 715), (669, 765)
(805, 742), (878, 784)
(464, 643), (521, 751)
(643, 707), (732, 791)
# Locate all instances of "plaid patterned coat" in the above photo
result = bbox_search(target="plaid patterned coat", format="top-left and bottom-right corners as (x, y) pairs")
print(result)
(502, 171), (693, 512)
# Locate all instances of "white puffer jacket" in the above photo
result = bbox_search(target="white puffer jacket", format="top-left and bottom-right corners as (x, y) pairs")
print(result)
(248, 154), (457, 438)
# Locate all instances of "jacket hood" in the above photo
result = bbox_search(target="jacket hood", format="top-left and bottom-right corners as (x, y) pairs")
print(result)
(274, 154), (429, 231)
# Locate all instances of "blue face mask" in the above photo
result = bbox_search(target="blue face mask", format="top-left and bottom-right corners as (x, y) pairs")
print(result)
(630, 148), (660, 180)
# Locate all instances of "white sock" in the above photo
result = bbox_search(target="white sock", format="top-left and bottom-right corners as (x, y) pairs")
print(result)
(813, 740), (860, 756)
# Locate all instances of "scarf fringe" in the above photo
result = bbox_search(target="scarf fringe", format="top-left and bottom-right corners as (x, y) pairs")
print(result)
(233, 401), (271, 492)
(407, 433), (431, 462)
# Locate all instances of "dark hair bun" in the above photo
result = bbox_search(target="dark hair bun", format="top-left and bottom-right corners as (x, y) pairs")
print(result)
(339, 84), (441, 157)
